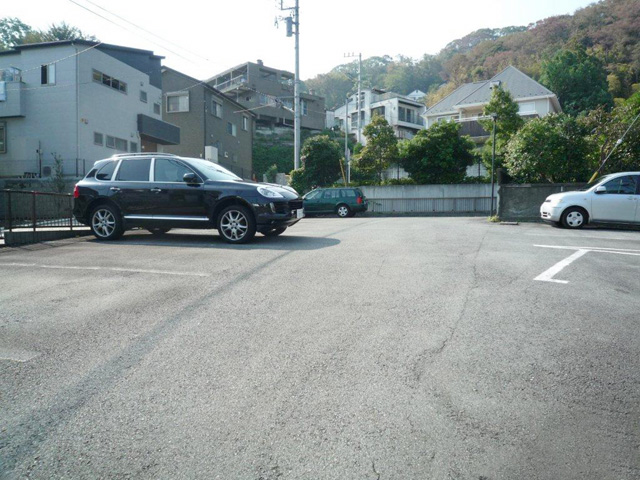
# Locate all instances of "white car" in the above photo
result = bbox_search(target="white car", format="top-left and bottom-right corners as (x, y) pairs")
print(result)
(540, 171), (640, 228)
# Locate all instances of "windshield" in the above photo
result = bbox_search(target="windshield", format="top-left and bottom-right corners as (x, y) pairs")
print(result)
(579, 174), (612, 191)
(187, 159), (242, 181)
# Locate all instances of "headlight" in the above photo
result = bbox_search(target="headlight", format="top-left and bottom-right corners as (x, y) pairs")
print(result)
(257, 186), (284, 199)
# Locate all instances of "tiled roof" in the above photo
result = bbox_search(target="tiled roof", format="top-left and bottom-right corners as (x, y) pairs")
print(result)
(424, 66), (557, 117)
(424, 82), (486, 115)
(456, 66), (555, 107)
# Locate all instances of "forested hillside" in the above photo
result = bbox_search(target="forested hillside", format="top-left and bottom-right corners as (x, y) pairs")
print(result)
(306, 0), (640, 109)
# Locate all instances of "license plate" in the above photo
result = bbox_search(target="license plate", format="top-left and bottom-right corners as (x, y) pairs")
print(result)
(296, 208), (304, 219)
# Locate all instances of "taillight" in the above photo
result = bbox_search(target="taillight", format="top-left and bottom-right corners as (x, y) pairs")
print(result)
(357, 196), (363, 204)
(73, 185), (79, 199)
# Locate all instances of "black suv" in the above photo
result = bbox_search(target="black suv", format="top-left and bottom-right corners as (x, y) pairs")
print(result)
(73, 154), (304, 244)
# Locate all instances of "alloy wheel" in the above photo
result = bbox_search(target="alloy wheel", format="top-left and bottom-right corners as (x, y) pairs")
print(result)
(220, 210), (249, 241)
(92, 209), (116, 238)
(566, 211), (584, 227)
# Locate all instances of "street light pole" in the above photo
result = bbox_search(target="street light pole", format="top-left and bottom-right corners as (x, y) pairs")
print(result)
(490, 113), (497, 217)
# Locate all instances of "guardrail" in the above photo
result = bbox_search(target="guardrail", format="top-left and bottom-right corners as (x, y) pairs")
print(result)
(2, 189), (82, 232)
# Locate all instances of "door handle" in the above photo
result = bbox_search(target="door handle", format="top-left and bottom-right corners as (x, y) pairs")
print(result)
(110, 187), (120, 192)
(150, 188), (162, 193)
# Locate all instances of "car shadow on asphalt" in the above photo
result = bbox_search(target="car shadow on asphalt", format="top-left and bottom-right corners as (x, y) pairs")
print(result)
(99, 231), (341, 251)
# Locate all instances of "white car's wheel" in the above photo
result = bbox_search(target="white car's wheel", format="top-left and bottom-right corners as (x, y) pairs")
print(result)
(561, 207), (587, 229)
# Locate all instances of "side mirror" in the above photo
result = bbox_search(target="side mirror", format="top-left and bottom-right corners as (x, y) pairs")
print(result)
(595, 186), (607, 194)
(183, 172), (199, 184)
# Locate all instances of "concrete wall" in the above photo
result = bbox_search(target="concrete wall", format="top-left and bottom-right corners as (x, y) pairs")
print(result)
(360, 184), (494, 214)
(498, 183), (583, 222)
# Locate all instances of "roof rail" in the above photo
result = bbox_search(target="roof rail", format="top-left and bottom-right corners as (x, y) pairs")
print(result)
(109, 152), (180, 159)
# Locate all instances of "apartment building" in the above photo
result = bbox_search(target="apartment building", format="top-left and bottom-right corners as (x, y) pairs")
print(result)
(161, 67), (255, 180)
(207, 60), (325, 132)
(330, 89), (426, 146)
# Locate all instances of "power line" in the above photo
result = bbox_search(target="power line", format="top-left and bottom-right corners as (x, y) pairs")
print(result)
(67, 0), (198, 64)
(77, 0), (211, 63)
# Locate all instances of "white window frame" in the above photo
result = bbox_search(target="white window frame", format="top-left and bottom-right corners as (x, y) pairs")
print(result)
(212, 99), (223, 118)
(242, 116), (249, 131)
(166, 92), (189, 113)
(518, 102), (536, 115)
(227, 122), (237, 137)
(41, 64), (56, 86)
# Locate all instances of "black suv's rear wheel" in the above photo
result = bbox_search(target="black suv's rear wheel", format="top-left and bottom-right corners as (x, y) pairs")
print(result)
(217, 205), (256, 244)
(90, 205), (124, 240)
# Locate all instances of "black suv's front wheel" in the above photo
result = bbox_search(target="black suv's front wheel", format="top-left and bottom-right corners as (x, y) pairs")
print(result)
(217, 205), (256, 244)
(90, 205), (124, 240)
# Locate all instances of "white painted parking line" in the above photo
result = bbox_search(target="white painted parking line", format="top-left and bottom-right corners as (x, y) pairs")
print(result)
(0, 263), (210, 277)
(526, 232), (635, 241)
(534, 245), (640, 284)
(534, 249), (589, 284)
(535, 245), (640, 256)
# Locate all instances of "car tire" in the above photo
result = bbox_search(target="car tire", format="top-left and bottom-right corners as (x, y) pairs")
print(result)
(336, 204), (351, 218)
(147, 228), (171, 235)
(263, 226), (287, 237)
(561, 207), (588, 229)
(90, 204), (124, 241)
(217, 205), (256, 244)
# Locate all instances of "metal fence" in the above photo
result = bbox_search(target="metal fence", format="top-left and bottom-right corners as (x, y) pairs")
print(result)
(2, 189), (82, 232)
(367, 197), (493, 214)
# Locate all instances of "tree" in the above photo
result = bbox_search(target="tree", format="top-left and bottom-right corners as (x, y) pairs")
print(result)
(0, 17), (33, 50)
(0, 18), (96, 49)
(540, 45), (613, 116)
(504, 113), (594, 183)
(478, 85), (524, 171)
(582, 92), (640, 174)
(352, 116), (398, 184)
(300, 135), (343, 187)
(400, 121), (475, 184)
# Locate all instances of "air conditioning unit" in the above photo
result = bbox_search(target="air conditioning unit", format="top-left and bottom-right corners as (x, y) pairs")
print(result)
(205, 146), (218, 163)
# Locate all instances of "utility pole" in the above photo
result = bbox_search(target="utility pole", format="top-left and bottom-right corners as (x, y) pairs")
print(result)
(344, 52), (362, 144)
(344, 97), (349, 185)
(279, 0), (301, 170)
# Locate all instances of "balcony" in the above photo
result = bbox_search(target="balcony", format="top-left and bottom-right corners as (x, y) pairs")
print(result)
(456, 120), (489, 138)
(214, 75), (248, 92)
(0, 68), (25, 118)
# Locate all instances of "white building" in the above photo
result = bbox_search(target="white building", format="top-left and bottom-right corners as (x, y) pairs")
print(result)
(0, 40), (179, 178)
(330, 88), (426, 146)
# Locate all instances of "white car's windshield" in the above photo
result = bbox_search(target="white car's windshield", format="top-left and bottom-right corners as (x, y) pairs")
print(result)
(188, 159), (242, 181)
(579, 174), (612, 191)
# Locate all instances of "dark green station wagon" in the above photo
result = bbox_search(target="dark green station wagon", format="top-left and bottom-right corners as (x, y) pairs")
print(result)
(302, 187), (368, 217)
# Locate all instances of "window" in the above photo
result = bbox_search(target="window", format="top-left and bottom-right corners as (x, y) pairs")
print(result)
(167, 92), (189, 112)
(323, 190), (340, 199)
(140, 91), (148, 103)
(0, 122), (6, 153)
(41, 64), (56, 85)
(342, 189), (356, 198)
(212, 100), (223, 117)
(242, 116), (249, 131)
(304, 190), (322, 200)
(116, 159), (151, 181)
(154, 102), (161, 115)
(94, 132), (103, 146)
(603, 176), (639, 195)
(96, 161), (117, 181)
(227, 122), (237, 136)
(371, 106), (385, 118)
(130, 142), (138, 152)
(519, 102), (535, 114)
(106, 135), (128, 152)
(92, 69), (127, 93)
(155, 158), (196, 182)
(301, 99), (308, 116)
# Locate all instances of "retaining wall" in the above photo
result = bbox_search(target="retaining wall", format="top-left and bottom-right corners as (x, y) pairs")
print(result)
(498, 183), (583, 222)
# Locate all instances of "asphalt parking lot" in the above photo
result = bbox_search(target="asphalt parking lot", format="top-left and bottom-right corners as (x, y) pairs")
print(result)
(1, 217), (638, 479)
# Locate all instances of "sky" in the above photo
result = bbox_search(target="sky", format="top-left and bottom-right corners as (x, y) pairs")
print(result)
(4, 0), (597, 81)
